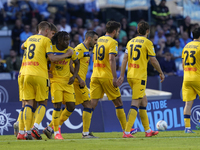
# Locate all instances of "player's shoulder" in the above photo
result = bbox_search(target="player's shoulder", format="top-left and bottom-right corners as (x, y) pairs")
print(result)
(67, 46), (74, 50)
(75, 43), (85, 51)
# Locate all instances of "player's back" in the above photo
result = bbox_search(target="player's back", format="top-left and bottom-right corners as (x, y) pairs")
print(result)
(126, 36), (155, 80)
(50, 46), (77, 83)
(23, 34), (53, 79)
(182, 41), (200, 81)
(92, 35), (118, 79)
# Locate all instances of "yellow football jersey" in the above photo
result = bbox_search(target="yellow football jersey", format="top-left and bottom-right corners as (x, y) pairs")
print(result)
(74, 43), (90, 82)
(19, 49), (26, 75)
(91, 35), (118, 79)
(182, 41), (200, 81)
(126, 36), (156, 80)
(23, 34), (53, 79)
(50, 45), (78, 83)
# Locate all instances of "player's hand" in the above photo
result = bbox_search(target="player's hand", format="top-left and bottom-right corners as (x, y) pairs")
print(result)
(78, 78), (85, 88)
(68, 76), (75, 85)
(117, 76), (124, 87)
(159, 73), (165, 83)
(113, 78), (118, 88)
(48, 70), (53, 78)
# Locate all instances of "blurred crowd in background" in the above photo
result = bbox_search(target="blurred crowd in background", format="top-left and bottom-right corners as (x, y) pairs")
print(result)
(0, 0), (199, 78)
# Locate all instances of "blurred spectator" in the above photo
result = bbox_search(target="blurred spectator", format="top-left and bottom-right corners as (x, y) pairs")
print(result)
(147, 61), (159, 76)
(166, 18), (177, 32)
(37, 1), (50, 20)
(180, 16), (192, 38)
(121, 17), (129, 34)
(152, 0), (170, 25)
(179, 32), (192, 48)
(121, 36), (128, 48)
(70, 40), (75, 48)
(72, 33), (80, 47)
(170, 39), (183, 70)
(95, 26), (103, 37)
(20, 25), (33, 55)
(162, 24), (170, 34)
(100, 23), (106, 34)
(154, 29), (166, 45)
(5, 49), (21, 73)
(76, 17), (83, 28)
(190, 23), (200, 39)
(78, 27), (85, 43)
(84, 0), (99, 19)
(165, 33), (174, 49)
(129, 22), (137, 33)
(11, 19), (24, 55)
(93, 18), (99, 29)
(127, 30), (136, 41)
(170, 28), (178, 46)
(47, 16), (55, 24)
(31, 17), (38, 29)
(160, 52), (177, 76)
(0, 50), (5, 72)
(59, 17), (71, 33)
(4, 1), (20, 24)
(155, 38), (169, 62)
(119, 30), (127, 43)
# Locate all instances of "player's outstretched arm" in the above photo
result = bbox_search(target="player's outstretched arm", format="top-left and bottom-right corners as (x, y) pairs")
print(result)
(68, 59), (80, 85)
(70, 60), (85, 87)
(48, 49), (74, 62)
(109, 54), (118, 87)
(117, 53), (128, 86)
(150, 57), (165, 83)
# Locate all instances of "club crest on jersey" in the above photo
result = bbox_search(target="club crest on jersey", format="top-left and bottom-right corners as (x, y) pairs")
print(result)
(76, 52), (79, 55)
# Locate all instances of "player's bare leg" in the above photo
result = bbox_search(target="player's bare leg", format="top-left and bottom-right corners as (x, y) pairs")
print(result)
(184, 101), (194, 133)
(82, 100), (97, 138)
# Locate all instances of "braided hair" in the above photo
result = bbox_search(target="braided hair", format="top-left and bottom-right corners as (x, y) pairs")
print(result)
(51, 31), (70, 45)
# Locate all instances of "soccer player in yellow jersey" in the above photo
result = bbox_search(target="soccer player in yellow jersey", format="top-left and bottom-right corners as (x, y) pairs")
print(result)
(21, 21), (74, 140)
(67, 31), (98, 138)
(16, 23), (58, 140)
(118, 21), (165, 138)
(43, 31), (79, 140)
(90, 21), (129, 134)
(182, 27), (200, 133)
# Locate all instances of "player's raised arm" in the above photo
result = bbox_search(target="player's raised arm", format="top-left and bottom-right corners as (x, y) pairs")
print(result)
(47, 49), (73, 62)
(150, 57), (165, 82)
(117, 52), (128, 86)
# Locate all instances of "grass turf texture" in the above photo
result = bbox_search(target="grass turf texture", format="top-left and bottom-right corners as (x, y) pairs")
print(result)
(1, 131), (200, 150)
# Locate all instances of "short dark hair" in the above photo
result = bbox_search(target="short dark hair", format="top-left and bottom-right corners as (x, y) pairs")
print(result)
(106, 21), (121, 33)
(38, 21), (51, 31)
(85, 30), (98, 39)
(51, 31), (69, 45)
(192, 27), (200, 39)
(137, 21), (149, 35)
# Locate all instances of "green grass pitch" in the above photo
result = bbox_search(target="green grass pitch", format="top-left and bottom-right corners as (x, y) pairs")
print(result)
(1, 131), (200, 150)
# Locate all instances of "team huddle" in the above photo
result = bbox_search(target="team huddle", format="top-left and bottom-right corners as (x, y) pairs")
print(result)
(13, 20), (200, 140)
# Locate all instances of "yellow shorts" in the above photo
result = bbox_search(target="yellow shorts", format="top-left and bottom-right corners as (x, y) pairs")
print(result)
(73, 82), (90, 105)
(18, 74), (24, 101)
(23, 75), (49, 102)
(182, 81), (200, 101)
(51, 82), (75, 103)
(127, 78), (146, 99)
(90, 77), (121, 100)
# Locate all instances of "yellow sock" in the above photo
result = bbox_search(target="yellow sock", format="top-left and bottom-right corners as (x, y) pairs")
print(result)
(59, 108), (73, 126)
(125, 106), (138, 133)
(19, 108), (24, 131)
(82, 108), (93, 133)
(23, 105), (33, 131)
(30, 112), (35, 128)
(115, 106), (127, 131)
(34, 105), (46, 126)
(184, 115), (191, 128)
(52, 108), (61, 132)
(139, 107), (150, 131)
(49, 108), (63, 128)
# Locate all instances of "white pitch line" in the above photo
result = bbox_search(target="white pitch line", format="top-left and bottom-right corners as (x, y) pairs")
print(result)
(0, 136), (200, 142)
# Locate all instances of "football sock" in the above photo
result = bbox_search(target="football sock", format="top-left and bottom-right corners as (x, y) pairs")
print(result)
(52, 108), (61, 132)
(30, 108), (36, 129)
(139, 107), (150, 131)
(23, 105), (33, 131)
(19, 108), (24, 131)
(125, 106), (138, 133)
(115, 106), (127, 131)
(59, 108), (73, 126)
(49, 107), (64, 128)
(34, 104), (46, 128)
(184, 115), (191, 128)
(82, 108), (93, 133)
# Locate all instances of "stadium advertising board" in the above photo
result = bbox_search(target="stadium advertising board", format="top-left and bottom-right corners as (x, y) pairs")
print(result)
(1, 99), (200, 135)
